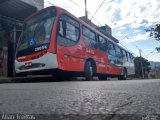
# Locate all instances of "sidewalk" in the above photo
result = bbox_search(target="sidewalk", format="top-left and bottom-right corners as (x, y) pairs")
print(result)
(0, 75), (52, 83)
(0, 76), (136, 83)
(0, 77), (12, 83)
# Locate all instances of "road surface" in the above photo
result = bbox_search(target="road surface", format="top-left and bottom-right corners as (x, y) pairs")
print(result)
(0, 79), (160, 120)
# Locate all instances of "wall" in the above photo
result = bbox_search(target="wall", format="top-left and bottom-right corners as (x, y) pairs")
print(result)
(0, 24), (8, 77)
(148, 70), (160, 79)
(0, 0), (44, 77)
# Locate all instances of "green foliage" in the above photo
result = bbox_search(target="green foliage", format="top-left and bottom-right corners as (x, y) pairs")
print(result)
(150, 74), (155, 79)
(147, 23), (160, 52)
(147, 24), (160, 41)
(156, 47), (160, 52)
(134, 57), (151, 77)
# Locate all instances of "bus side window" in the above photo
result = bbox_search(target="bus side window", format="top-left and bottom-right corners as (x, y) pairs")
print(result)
(115, 46), (122, 58)
(130, 54), (133, 63)
(57, 14), (80, 46)
(126, 52), (129, 61)
(108, 41), (117, 65)
(108, 42), (116, 56)
(98, 35), (108, 53)
(82, 26), (97, 48)
(122, 50), (127, 61)
(115, 46), (123, 65)
(126, 53), (130, 62)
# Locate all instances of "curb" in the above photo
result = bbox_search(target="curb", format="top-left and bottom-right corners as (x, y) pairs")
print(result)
(0, 77), (12, 83)
(0, 76), (52, 83)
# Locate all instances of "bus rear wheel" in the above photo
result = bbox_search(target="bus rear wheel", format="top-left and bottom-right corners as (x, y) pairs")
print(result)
(85, 61), (94, 81)
(118, 68), (127, 80)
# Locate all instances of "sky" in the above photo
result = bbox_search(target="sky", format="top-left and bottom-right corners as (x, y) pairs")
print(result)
(45, 0), (160, 62)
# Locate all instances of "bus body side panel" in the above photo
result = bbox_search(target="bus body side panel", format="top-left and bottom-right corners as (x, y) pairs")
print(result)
(56, 44), (85, 72)
(48, 8), (59, 54)
(95, 51), (123, 75)
(108, 65), (123, 75)
(96, 62), (109, 74)
(93, 50), (108, 74)
(127, 61), (135, 75)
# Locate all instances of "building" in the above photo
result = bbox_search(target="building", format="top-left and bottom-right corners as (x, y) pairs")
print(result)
(0, 0), (44, 77)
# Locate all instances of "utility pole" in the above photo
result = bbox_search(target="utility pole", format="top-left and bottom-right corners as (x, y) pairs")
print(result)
(84, 0), (88, 19)
(139, 49), (144, 78)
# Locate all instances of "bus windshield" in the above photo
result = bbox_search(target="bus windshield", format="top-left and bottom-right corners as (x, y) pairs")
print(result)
(16, 8), (55, 57)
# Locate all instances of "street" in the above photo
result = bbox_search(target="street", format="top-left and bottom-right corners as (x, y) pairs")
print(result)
(0, 79), (160, 120)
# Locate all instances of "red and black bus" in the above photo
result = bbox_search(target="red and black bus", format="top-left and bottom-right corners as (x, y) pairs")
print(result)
(15, 6), (135, 80)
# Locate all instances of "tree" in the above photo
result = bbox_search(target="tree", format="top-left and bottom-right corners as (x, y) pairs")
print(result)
(147, 23), (160, 52)
(134, 57), (151, 78)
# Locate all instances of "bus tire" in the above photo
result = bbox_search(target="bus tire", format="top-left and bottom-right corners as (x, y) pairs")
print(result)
(118, 68), (127, 80)
(98, 75), (107, 80)
(85, 61), (93, 81)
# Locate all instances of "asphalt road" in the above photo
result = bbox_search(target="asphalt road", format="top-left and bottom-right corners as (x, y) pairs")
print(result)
(0, 79), (160, 120)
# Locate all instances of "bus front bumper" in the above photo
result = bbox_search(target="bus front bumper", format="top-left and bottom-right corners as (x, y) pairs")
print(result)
(15, 53), (58, 74)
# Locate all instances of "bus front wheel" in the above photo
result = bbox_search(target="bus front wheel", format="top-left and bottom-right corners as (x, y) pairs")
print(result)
(85, 61), (93, 81)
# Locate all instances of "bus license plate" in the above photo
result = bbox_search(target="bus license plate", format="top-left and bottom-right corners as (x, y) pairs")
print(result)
(25, 62), (32, 67)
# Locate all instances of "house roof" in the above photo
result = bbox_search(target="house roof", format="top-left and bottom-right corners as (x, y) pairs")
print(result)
(0, 0), (37, 21)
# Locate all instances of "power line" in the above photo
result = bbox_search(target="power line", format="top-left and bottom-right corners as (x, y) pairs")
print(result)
(118, 42), (138, 56)
(90, 0), (106, 20)
(44, 1), (55, 6)
(45, 0), (146, 57)
(89, 3), (140, 56)
(45, 0), (103, 26)
(45, 0), (135, 55)
(45, 1), (75, 9)
(111, 21), (148, 57)
(68, 0), (103, 26)
(83, 1), (140, 56)
(61, 1), (138, 56)
(126, 1), (157, 59)
(104, 9), (151, 58)
(67, 0), (138, 56)
(146, 49), (155, 57)
(88, 0), (140, 56)
(68, 0), (82, 9)
(104, 0), (115, 5)
(141, 1), (152, 19)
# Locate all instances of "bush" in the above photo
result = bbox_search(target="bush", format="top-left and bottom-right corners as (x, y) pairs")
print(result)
(150, 74), (155, 79)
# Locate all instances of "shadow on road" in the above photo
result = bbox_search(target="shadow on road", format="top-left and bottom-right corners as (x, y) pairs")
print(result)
(12, 76), (124, 83)
(12, 76), (86, 83)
